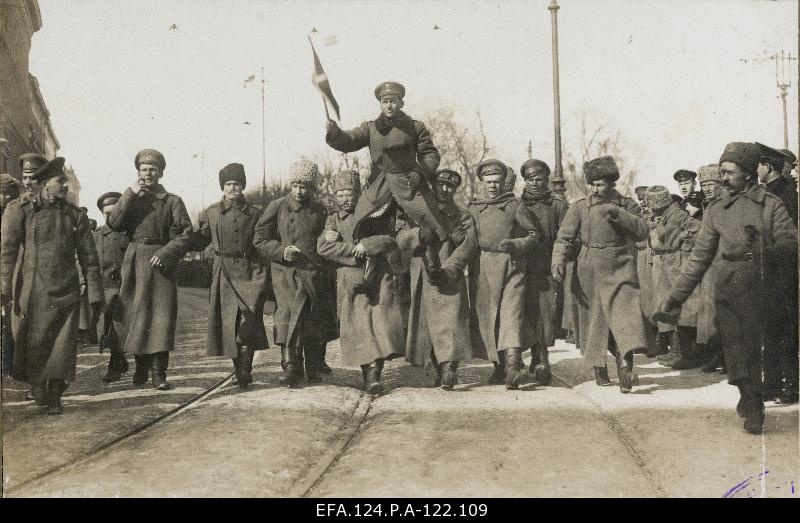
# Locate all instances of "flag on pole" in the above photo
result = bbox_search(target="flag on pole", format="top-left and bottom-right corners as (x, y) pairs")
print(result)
(309, 36), (340, 121)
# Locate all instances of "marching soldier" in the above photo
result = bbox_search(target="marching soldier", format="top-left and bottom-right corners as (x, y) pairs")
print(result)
(755, 143), (798, 404)
(673, 169), (705, 220)
(468, 159), (538, 390)
(552, 156), (651, 393)
(655, 142), (798, 434)
(107, 149), (194, 390)
(645, 185), (704, 370)
(254, 160), (336, 388)
(1, 158), (103, 414)
(194, 163), (270, 389)
(519, 159), (567, 384)
(1, 173), (22, 377)
(397, 169), (478, 390)
(94, 192), (131, 382)
(317, 170), (408, 395)
(325, 82), (448, 278)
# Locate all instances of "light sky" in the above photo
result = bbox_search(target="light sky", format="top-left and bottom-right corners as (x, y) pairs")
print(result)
(30, 0), (798, 222)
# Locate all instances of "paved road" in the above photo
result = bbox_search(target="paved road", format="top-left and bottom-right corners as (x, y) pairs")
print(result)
(2, 288), (798, 498)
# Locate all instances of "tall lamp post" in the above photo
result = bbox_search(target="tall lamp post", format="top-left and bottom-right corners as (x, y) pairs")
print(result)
(739, 50), (797, 148)
(548, 0), (565, 194)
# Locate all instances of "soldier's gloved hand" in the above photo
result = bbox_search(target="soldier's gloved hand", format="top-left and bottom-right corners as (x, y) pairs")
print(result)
(551, 264), (565, 284)
(283, 245), (301, 262)
(498, 239), (516, 256)
(324, 230), (340, 243)
(652, 295), (681, 324)
(0, 294), (11, 307)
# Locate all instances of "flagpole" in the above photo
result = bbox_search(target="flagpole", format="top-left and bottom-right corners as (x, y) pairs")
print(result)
(260, 66), (267, 195)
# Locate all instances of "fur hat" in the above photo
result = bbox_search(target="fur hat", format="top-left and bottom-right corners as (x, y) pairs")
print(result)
(288, 159), (319, 186)
(583, 156), (620, 183)
(332, 170), (361, 192)
(477, 159), (507, 179)
(135, 149), (166, 170)
(645, 185), (672, 211)
(696, 164), (721, 184)
(219, 163), (246, 189)
(719, 142), (760, 177)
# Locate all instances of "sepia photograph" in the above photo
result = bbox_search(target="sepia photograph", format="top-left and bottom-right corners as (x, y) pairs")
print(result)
(1, 0), (798, 502)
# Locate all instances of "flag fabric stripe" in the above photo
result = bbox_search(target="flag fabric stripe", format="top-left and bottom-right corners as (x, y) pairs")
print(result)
(309, 37), (340, 121)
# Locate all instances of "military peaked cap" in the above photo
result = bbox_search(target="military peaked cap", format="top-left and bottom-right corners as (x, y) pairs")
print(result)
(18, 153), (48, 173)
(97, 191), (122, 210)
(435, 169), (462, 188)
(673, 170), (697, 182)
(520, 159), (551, 179)
(135, 149), (166, 170)
(31, 157), (66, 182)
(374, 81), (405, 100)
(477, 159), (508, 179)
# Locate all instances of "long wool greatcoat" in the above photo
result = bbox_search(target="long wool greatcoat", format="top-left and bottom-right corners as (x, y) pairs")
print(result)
(195, 198), (269, 358)
(635, 220), (657, 324)
(694, 198), (722, 345)
(553, 190), (652, 366)
(521, 191), (568, 350)
(467, 192), (539, 362)
(93, 224), (130, 351)
(325, 111), (447, 242)
(0, 196), (102, 383)
(651, 202), (702, 327)
(254, 195), (336, 348)
(669, 184), (797, 385)
(317, 208), (407, 366)
(107, 185), (194, 355)
(397, 200), (479, 367)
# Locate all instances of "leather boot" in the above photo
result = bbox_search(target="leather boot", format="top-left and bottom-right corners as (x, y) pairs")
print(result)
(432, 353), (442, 387)
(670, 327), (703, 370)
(440, 361), (458, 391)
(365, 359), (384, 395)
(150, 352), (172, 390)
(503, 348), (523, 390)
(47, 380), (63, 415)
(304, 345), (322, 383)
(237, 346), (254, 389)
(532, 344), (551, 385)
(103, 350), (127, 382)
(132, 354), (151, 386)
(318, 345), (332, 374)
(361, 365), (369, 388)
(278, 346), (300, 387)
(647, 331), (670, 358)
(740, 382), (765, 434)
(616, 350), (636, 393)
(700, 351), (724, 373)
(488, 351), (506, 384)
(231, 356), (242, 385)
(594, 366), (612, 386)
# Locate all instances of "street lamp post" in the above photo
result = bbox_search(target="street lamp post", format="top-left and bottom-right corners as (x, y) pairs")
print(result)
(548, 0), (563, 183)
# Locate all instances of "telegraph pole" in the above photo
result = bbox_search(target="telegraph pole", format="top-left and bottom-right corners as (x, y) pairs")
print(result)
(548, 0), (563, 182)
(260, 66), (267, 195)
(740, 51), (797, 148)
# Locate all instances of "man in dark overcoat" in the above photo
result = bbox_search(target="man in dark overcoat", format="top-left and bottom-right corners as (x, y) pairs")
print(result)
(194, 163), (269, 389)
(656, 142), (798, 434)
(254, 160), (335, 387)
(1, 158), (103, 414)
(107, 149), (194, 390)
(1, 173), (22, 377)
(94, 191), (131, 382)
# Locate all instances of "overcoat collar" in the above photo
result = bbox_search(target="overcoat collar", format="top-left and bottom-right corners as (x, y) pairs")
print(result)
(374, 110), (415, 136)
(588, 189), (625, 207)
(721, 183), (764, 208)
(220, 197), (247, 213)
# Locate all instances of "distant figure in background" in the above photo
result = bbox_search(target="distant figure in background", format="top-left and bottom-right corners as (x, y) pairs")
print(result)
(674, 169), (705, 220)
(94, 192), (131, 382)
(1, 173), (22, 377)
(108, 149), (194, 391)
(1, 158), (102, 414)
(194, 163), (270, 389)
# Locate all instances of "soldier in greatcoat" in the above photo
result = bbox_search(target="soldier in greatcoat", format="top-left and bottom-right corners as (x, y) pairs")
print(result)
(317, 170), (407, 394)
(325, 82), (448, 279)
(1, 173), (22, 377)
(633, 186), (663, 357)
(755, 143), (798, 404)
(645, 185), (704, 370)
(194, 163), (269, 389)
(519, 159), (567, 385)
(19, 153), (47, 197)
(107, 149), (194, 390)
(254, 160), (336, 388)
(93, 192), (131, 382)
(552, 156), (651, 393)
(674, 169), (705, 220)
(397, 169), (478, 390)
(1, 158), (103, 414)
(656, 142), (798, 434)
(467, 159), (539, 390)
(695, 165), (726, 374)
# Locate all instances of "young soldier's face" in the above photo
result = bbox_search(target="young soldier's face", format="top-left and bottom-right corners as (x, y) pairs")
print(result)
(291, 182), (311, 203)
(590, 179), (614, 198)
(719, 161), (751, 195)
(223, 180), (244, 200)
(678, 179), (695, 197)
(483, 174), (505, 198)
(380, 96), (403, 119)
(22, 172), (40, 193)
(42, 174), (69, 200)
(525, 171), (549, 192)
(138, 163), (163, 188)
(103, 204), (115, 223)
(433, 181), (456, 204)
(700, 181), (720, 200)
(335, 189), (358, 213)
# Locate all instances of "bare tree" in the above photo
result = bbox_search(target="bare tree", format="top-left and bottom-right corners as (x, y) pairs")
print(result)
(423, 106), (494, 204)
(563, 107), (642, 202)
